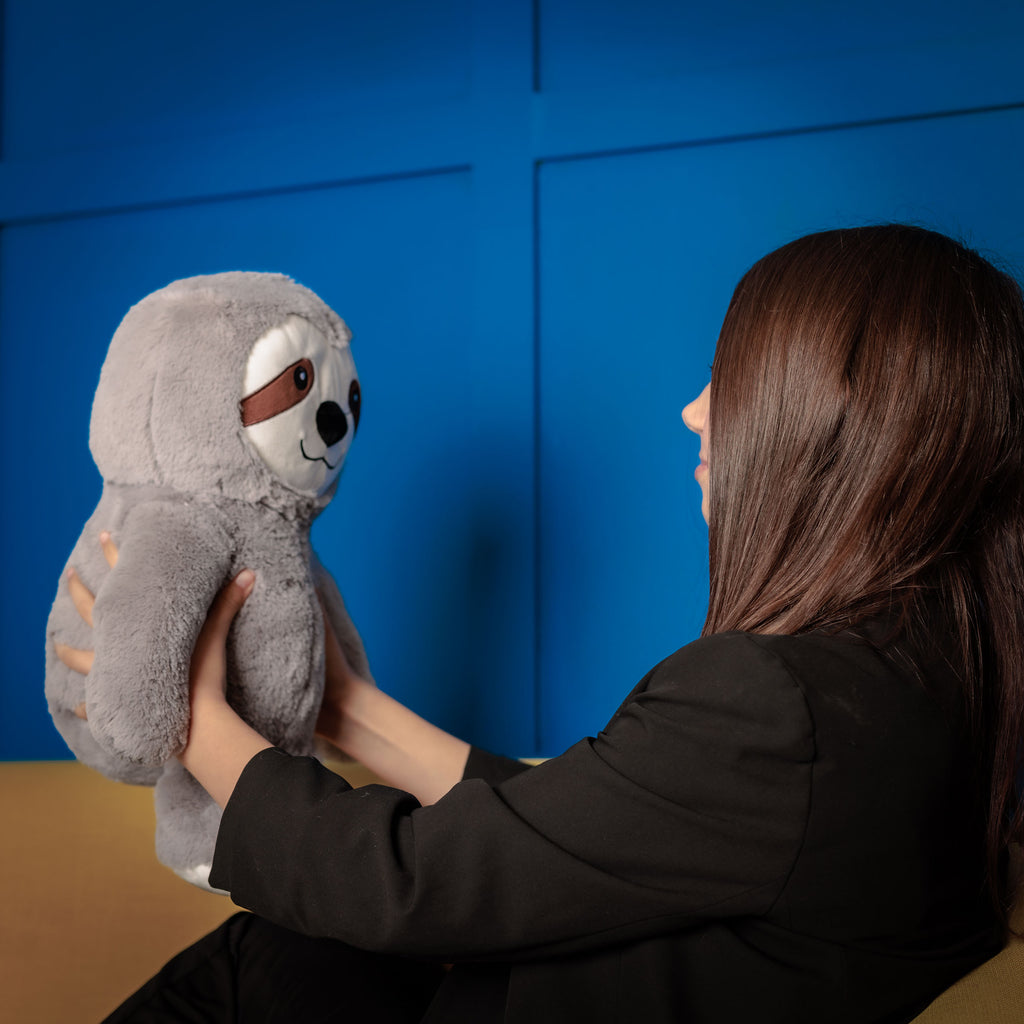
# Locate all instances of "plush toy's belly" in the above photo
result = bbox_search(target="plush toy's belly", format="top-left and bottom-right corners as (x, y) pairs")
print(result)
(223, 509), (324, 755)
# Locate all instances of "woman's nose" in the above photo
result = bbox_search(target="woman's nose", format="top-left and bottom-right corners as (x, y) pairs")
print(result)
(681, 384), (710, 435)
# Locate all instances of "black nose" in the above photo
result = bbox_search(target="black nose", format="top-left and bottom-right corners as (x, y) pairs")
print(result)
(316, 401), (348, 447)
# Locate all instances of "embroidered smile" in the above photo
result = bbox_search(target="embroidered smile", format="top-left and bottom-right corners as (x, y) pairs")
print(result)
(300, 440), (339, 470)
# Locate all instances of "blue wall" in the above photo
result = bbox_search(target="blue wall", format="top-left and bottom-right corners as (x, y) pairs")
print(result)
(2, 1), (1023, 760)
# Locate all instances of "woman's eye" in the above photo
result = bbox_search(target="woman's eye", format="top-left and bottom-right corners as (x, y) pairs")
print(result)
(294, 365), (309, 391)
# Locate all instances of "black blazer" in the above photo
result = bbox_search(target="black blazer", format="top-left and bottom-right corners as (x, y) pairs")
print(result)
(210, 626), (1002, 1023)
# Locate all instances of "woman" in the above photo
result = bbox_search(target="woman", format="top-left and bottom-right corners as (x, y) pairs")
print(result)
(59, 224), (1024, 1023)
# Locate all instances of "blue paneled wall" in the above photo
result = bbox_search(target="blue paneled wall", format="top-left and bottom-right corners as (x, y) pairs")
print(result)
(2, 1), (1023, 760)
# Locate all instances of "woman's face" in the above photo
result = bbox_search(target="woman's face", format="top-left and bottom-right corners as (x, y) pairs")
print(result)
(681, 384), (710, 523)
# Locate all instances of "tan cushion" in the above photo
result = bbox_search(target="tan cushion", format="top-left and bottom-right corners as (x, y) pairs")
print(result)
(3, 760), (1022, 1021)
(0, 758), (379, 1021)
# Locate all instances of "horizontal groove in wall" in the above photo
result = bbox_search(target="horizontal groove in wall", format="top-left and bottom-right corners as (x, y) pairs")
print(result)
(1, 163), (473, 228)
(0, 96), (476, 224)
(535, 99), (1024, 171)
(532, 32), (1024, 161)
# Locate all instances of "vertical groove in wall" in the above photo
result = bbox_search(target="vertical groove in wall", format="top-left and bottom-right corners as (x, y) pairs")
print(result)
(531, 158), (543, 755)
(531, 0), (542, 93)
(531, 0), (543, 753)
(0, 0), (6, 162)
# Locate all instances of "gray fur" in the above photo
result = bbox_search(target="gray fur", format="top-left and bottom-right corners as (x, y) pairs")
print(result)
(45, 273), (372, 890)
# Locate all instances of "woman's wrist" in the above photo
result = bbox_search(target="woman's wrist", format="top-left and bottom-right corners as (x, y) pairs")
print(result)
(323, 678), (470, 805)
(179, 698), (272, 808)
(315, 670), (366, 746)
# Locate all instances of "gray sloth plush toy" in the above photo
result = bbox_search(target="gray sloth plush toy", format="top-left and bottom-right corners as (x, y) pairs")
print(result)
(45, 272), (371, 891)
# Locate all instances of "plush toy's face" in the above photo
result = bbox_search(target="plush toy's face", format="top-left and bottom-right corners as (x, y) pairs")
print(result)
(240, 315), (360, 497)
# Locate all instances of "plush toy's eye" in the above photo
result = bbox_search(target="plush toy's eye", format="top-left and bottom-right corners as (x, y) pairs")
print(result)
(349, 379), (361, 434)
(241, 357), (316, 426)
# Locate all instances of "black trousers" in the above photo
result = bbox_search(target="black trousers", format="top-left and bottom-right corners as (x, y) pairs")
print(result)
(101, 913), (446, 1023)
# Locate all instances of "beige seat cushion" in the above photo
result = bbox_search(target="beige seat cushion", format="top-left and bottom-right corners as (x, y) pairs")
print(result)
(2, 760), (1022, 1022)
(0, 759), (378, 1022)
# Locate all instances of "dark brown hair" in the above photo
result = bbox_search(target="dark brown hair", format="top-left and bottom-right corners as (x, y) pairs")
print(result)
(704, 224), (1024, 919)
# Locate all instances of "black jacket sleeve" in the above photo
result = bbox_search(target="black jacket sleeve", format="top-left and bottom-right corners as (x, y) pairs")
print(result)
(209, 633), (814, 961)
(462, 746), (532, 785)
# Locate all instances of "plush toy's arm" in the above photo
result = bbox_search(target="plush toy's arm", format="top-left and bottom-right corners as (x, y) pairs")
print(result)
(88, 501), (234, 765)
(311, 551), (374, 686)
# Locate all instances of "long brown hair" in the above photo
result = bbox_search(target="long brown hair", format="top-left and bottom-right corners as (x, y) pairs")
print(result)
(703, 224), (1024, 919)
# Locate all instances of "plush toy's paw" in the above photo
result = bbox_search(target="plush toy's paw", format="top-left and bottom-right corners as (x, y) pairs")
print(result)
(88, 696), (189, 766)
(173, 862), (228, 896)
(155, 761), (224, 890)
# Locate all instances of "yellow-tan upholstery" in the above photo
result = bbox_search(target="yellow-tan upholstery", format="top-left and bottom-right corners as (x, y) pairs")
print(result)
(1, 760), (1021, 1022)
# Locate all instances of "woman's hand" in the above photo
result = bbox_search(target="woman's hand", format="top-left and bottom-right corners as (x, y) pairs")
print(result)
(177, 567), (272, 808)
(188, 568), (255, 710)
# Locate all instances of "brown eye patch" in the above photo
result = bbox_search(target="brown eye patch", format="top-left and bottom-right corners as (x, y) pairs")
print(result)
(240, 358), (315, 427)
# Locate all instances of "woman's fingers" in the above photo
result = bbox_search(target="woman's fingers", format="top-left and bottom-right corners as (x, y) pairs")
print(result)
(64, 531), (118, 628)
(204, 569), (256, 641)
(53, 640), (90, 715)
(67, 568), (96, 627)
(99, 530), (119, 568)
(189, 570), (256, 702)
(55, 642), (94, 676)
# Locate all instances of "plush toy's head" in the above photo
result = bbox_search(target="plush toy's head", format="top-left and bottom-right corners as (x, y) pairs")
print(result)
(90, 272), (359, 516)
